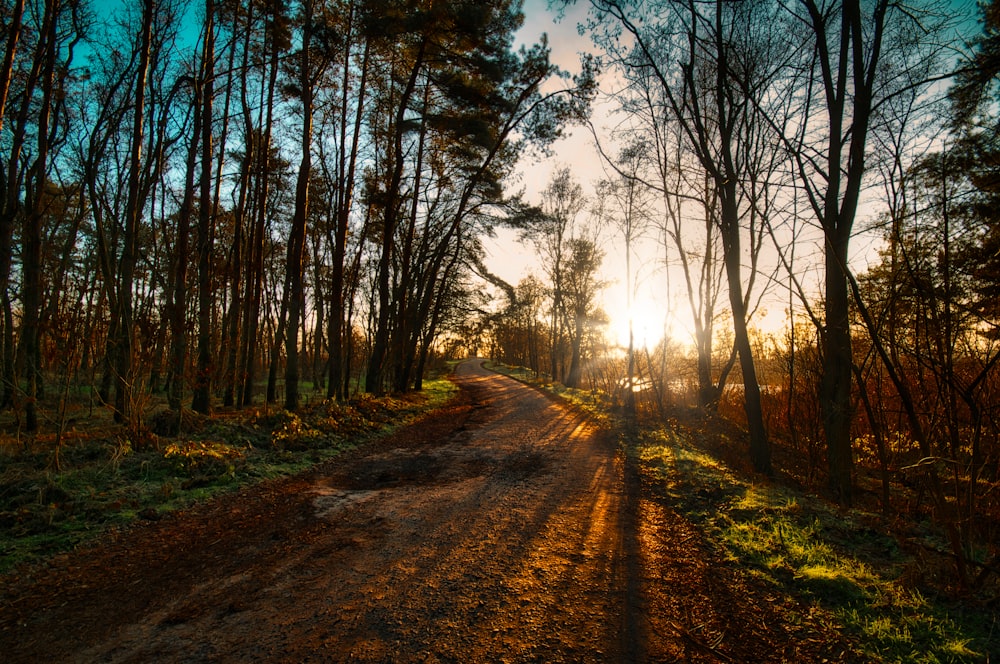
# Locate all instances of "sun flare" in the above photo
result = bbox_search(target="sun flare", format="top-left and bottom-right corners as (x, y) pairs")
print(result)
(606, 299), (667, 349)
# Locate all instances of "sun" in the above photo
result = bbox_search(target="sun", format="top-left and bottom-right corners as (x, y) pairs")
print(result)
(606, 297), (667, 349)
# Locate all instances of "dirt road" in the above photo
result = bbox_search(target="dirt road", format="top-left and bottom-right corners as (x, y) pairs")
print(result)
(1, 360), (855, 662)
(1, 361), (638, 662)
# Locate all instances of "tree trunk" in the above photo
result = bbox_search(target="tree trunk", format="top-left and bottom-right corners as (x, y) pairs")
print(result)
(266, 292), (288, 405)
(192, 0), (216, 414)
(284, 0), (314, 412)
(239, 29), (280, 408)
(115, 0), (154, 424)
(565, 309), (584, 389)
(720, 187), (772, 475)
(221, 143), (248, 408)
(168, 81), (202, 411)
(328, 30), (368, 400)
(822, 235), (854, 502)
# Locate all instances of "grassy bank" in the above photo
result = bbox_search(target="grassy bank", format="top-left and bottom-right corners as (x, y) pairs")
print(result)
(0, 379), (457, 575)
(634, 424), (994, 663)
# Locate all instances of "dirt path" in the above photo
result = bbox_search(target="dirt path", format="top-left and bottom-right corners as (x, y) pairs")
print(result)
(1, 360), (855, 662)
(1, 361), (635, 662)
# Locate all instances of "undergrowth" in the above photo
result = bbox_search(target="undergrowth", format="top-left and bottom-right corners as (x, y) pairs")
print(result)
(0, 379), (456, 575)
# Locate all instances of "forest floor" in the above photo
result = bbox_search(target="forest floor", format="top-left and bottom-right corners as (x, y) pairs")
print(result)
(0, 360), (989, 662)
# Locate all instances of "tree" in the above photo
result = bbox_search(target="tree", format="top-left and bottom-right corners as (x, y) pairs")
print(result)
(951, 0), (1000, 328)
(166, 73), (200, 412)
(528, 167), (587, 384)
(361, 0), (432, 395)
(324, 0), (370, 401)
(833, 1), (1000, 578)
(951, 0), (1000, 132)
(362, 0), (594, 394)
(0, 0), (25, 133)
(0, 0), (26, 408)
(491, 274), (547, 374)
(0, 0), (600, 438)
(638, 101), (727, 410)
(563, 237), (605, 388)
(0, 0), (86, 416)
(856, 145), (1000, 586)
(191, 0), (217, 415)
(783, 0), (957, 504)
(72, 0), (187, 429)
(594, 141), (653, 416)
(584, 0), (780, 474)
(237, 0), (291, 408)
(20, 0), (79, 431)
(283, 0), (318, 412)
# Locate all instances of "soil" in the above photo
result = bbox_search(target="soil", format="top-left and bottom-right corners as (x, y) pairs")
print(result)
(0, 360), (858, 662)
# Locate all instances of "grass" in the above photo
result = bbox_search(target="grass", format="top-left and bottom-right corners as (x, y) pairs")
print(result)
(0, 378), (457, 575)
(632, 424), (997, 663)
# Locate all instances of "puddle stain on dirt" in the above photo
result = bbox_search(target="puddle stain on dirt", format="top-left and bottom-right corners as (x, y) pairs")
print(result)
(311, 488), (382, 520)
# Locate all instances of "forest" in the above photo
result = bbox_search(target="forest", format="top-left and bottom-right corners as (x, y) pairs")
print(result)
(0, 0), (593, 423)
(0, 0), (998, 606)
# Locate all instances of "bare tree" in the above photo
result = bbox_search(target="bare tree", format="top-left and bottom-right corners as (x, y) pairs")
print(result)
(584, 0), (786, 474)
(594, 141), (654, 416)
(645, 109), (727, 409)
(528, 167), (587, 384)
(781, 0), (958, 504)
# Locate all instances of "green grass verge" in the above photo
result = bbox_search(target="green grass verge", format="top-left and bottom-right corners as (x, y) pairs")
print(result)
(633, 426), (996, 663)
(0, 379), (457, 575)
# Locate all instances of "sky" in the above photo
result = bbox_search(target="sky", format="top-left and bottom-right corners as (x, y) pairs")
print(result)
(490, 0), (985, 352)
(488, 0), (695, 350)
(85, 0), (982, 351)
(84, 0), (748, 349)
